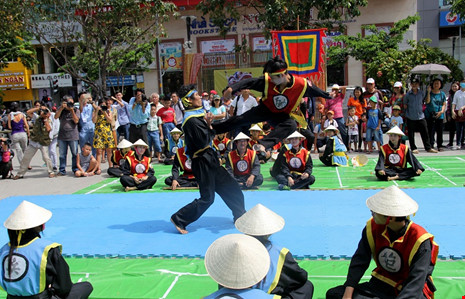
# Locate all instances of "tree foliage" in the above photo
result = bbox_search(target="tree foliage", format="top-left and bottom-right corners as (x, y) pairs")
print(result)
(17, 0), (177, 98)
(450, 0), (465, 20)
(327, 15), (463, 88)
(197, 0), (368, 38)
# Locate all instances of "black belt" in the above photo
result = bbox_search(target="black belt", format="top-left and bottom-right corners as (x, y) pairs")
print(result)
(131, 123), (147, 128)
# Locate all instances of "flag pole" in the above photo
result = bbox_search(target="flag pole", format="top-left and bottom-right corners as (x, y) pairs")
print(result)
(297, 15), (300, 30)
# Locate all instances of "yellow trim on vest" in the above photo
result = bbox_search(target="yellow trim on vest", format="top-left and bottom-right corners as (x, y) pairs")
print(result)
(264, 73), (270, 100)
(402, 145), (409, 168)
(408, 233), (433, 265)
(193, 146), (210, 158)
(371, 271), (403, 290)
(181, 107), (205, 129)
(40, 243), (62, 292)
(272, 295), (282, 299)
(11, 237), (40, 249)
(267, 247), (289, 294)
(366, 219), (376, 260)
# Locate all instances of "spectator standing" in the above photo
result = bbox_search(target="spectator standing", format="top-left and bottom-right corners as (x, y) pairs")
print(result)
(147, 104), (163, 161)
(210, 95), (226, 123)
(8, 102), (29, 167)
(78, 92), (95, 155)
(149, 93), (163, 111)
(366, 96), (383, 154)
(171, 92), (185, 130)
(452, 79), (465, 149)
(363, 78), (384, 145)
(230, 89), (258, 136)
(346, 107), (359, 152)
(347, 86), (366, 150)
(48, 107), (60, 171)
(201, 91), (211, 112)
(325, 84), (348, 146)
(445, 82), (459, 148)
(425, 78), (447, 151)
(128, 89), (150, 143)
(55, 95), (80, 176)
(113, 91), (131, 142)
(92, 98), (116, 173)
(403, 78), (438, 153)
(157, 95), (176, 142)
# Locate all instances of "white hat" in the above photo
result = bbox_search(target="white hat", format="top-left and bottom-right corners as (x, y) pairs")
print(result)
(331, 84), (340, 90)
(351, 154), (368, 167)
(205, 234), (270, 289)
(4, 201), (52, 230)
(234, 132), (251, 141)
(249, 124), (263, 132)
(170, 127), (183, 134)
(393, 81), (403, 88)
(386, 126), (405, 136)
(324, 125), (338, 132)
(286, 131), (305, 139)
(117, 139), (133, 149)
(366, 186), (419, 217)
(366, 78), (375, 84)
(235, 204), (285, 236)
(133, 139), (148, 148)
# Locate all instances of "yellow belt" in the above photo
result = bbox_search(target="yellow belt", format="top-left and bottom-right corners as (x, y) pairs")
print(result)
(333, 152), (346, 157)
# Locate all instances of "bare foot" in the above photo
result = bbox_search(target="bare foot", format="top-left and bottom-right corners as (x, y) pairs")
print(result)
(95, 169), (102, 175)
(170, 218), (188, 234)
(387, 175), (399, 181)
(125, 186), (137, 192)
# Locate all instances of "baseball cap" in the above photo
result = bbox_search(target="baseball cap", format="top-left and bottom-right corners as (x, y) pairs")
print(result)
(393, 81), (402, 88)
(366, 78), (375, 84)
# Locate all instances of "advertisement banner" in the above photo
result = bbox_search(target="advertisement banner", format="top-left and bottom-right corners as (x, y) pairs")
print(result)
(160, 42), (183, 71)
(213, 67), (263, 94)
(252, 36), (272, 51)
(200, 39), (236, 54)
(439, 10), (464, 27)
(31, 73), (73, 89)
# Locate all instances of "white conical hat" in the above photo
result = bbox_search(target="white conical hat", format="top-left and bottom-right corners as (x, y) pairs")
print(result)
(366, 186), (419, 217)
(205, 234), (270, 289)
(286, 131), (305, 140)
(133, 139), (148, 148)
(170, 127), (183, 134)
(4, 201), (52, 230)
(386, 126), (405, 136)
(234, 132), (250, 141)
(117, 139), (133, 149)
(235, 204), (285, 236)
(249, 124), (263, 132)
(324, 125), (338, 132)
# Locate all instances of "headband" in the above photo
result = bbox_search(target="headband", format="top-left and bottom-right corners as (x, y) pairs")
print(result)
(269, 69), (287, 76)
(181, 89), (197, 108)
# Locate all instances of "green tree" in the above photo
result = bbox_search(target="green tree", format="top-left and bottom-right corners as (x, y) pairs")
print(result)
(327, 15), (463, 87)
(450, 0), (465, 20)
(17, 0), (177, 98)
(197, 0), (368, 38)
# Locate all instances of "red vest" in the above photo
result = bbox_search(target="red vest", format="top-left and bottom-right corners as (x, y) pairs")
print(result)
(126, 154), (151, 178)
(380, 143), (408, 168)
(248, 139), (259, 150)
(284, 147), (309, 174)
(112, 149), (133, 166)
(175, 147), (194, 179)
(366, 218), (438, 296)
(228, 149), (256, 176)
(262, 73), (307, 114)
(213, 137), (231, 155)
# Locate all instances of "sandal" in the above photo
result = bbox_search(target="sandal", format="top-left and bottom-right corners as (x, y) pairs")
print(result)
(13, 175), (23, 180)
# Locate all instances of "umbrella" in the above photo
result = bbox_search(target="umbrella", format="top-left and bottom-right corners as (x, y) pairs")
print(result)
(410, 64), (451, 75)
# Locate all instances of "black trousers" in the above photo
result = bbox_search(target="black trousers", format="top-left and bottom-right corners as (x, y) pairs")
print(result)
(326, 279), (399, 299)
(171, 148), (245, 230)
(0, 161), (12, 179)
(165, 176), (198, 188)
(107, 167), (123, 177)
(406, 118), (432, 151)
(375, 167), (419, 181)
(275, 173), (315, 189)
(8, 281), (94, 299)
(234, 173), (264, 189)
(129, 123), (148, 144)
(212, 104), (296, 150)
(120, 175), (157, 190)
(426, 117), (444, 149)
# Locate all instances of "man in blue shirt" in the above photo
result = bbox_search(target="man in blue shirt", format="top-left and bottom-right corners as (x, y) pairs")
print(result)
(78, 92), (95, 155)
(113, 91), (131, 142)
(128, 88), (150, 143)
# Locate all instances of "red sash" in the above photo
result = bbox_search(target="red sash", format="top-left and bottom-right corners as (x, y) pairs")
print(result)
(126, 154), (151, 178)
(176, 147), (194, 179)
(262, 73), (307, 114)
(228, 149), (256, 176)
(380, 144), (408, 168)
(284, 147), (309, 174)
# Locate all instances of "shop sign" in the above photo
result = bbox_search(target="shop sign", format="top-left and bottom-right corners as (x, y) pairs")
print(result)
(160, 42), (183, 71)
(439, 10), (464, 27)
(0, 72), (27, 89)
(106, 75), (135, 87)
(200, 39), (236, 54)
(31, 73), (73, 88)
(31, 22), (83, 45)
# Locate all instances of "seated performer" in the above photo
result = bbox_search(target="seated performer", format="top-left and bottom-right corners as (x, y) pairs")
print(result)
(107, 139), (133, 177)
(120, 139), (157, 192)
(163, 127), (184, 165)
(212, 132), (232, 165)
(249, 124), (269, 163)
(226, 132), (264, 189)
(326, 186), (438, 299)
(269, 142), (291, 178)
(375, 126), (424, 181)
(0, 201), (93, 298)
(319, 125), (348, 167)
(165, 146), (198, 190)
(235, 204), (314, 299)
(275, 131), (315, 190)
(204, 234), (274, 299)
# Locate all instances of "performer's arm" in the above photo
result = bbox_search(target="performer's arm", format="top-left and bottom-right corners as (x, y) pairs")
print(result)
(406, 148), (425, 174)
(273, 250), (311, 297)
(280, 153), (292, 178)
(304, 153), (313, 175)
(46, 247), (73, 297)
(224, 154), (234, 176)
(250, 154), (261, 177)
(121, 159), (131, 176)
(227, 77), (265, 96)
(304, 81), (331, 99)
(322, 138), (334, 159)
(375, 150), (386, 174)
(397, 240), (432, 299)
(171, 156), (181, 181)
(344, 228), (372, 288)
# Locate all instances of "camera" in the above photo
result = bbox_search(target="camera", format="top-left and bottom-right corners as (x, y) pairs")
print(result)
(100, 105), (108, 111)
(40, 108), (49, 115)
(66, 102), (74, 108)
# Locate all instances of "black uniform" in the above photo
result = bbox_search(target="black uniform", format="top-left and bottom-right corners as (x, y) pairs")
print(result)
(170, 114), (245, 231)
(164, 151), (198, 188)
(120, 156), (157, 190)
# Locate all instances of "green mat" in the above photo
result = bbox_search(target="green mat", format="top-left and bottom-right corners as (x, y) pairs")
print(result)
(75, 155), (465, 194)
(1, 258), (463, 298)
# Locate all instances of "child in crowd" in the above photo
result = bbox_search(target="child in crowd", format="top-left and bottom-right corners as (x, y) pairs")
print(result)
(360, 113), (368, 152)
(157, 95), (176, 142)
(312, 115), (327, 153)
(163, 127), (184, 165)
(75, 142), (99, 177)
(387, 105), (404, 130)
(366, 96), (383, 154)
(346, 107), (359, 152)
(147, 104), (163, 162)
(324, 110), (338, 129)
(0, 137), (13, 179)
(107, 139), (133, 177)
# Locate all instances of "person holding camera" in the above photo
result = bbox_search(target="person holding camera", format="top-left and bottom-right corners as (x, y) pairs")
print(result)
(14, 105), (55, 179)
(54, 95), (80, 176)
(128, 88), (150, 144)
(92, 97), (116, 174)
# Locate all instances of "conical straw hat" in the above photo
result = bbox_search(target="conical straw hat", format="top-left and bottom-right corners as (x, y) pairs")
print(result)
(355, 154), (368, 166)
(234, 132), (250, 141)
(366, 186), (418, 217)
(386, 126), (405, 136)
(133, 139), (148, 148)
(205, 234), (270, 289)
(4, 201), (52, 230)
(235, 204), (285, 236)
(324, 125), (338, 132)
(249, 124), (263, 131)
(117, 139), (133, 149)
(286, 131), (305, 140)
(170, 127), (183, 134)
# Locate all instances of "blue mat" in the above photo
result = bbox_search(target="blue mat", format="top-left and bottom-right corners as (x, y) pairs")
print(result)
(0, 188), (464, 259)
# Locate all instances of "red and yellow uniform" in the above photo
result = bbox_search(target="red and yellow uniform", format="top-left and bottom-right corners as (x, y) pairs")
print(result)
(213, 137), (231, 156)
(380, 143), (408, 168)
(228, 149), (256, 176)
(111, 150), (134, 167)
(126, 154), (152, 179)
(175, 147), (194, 179)
(284, 147), (310, 174)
